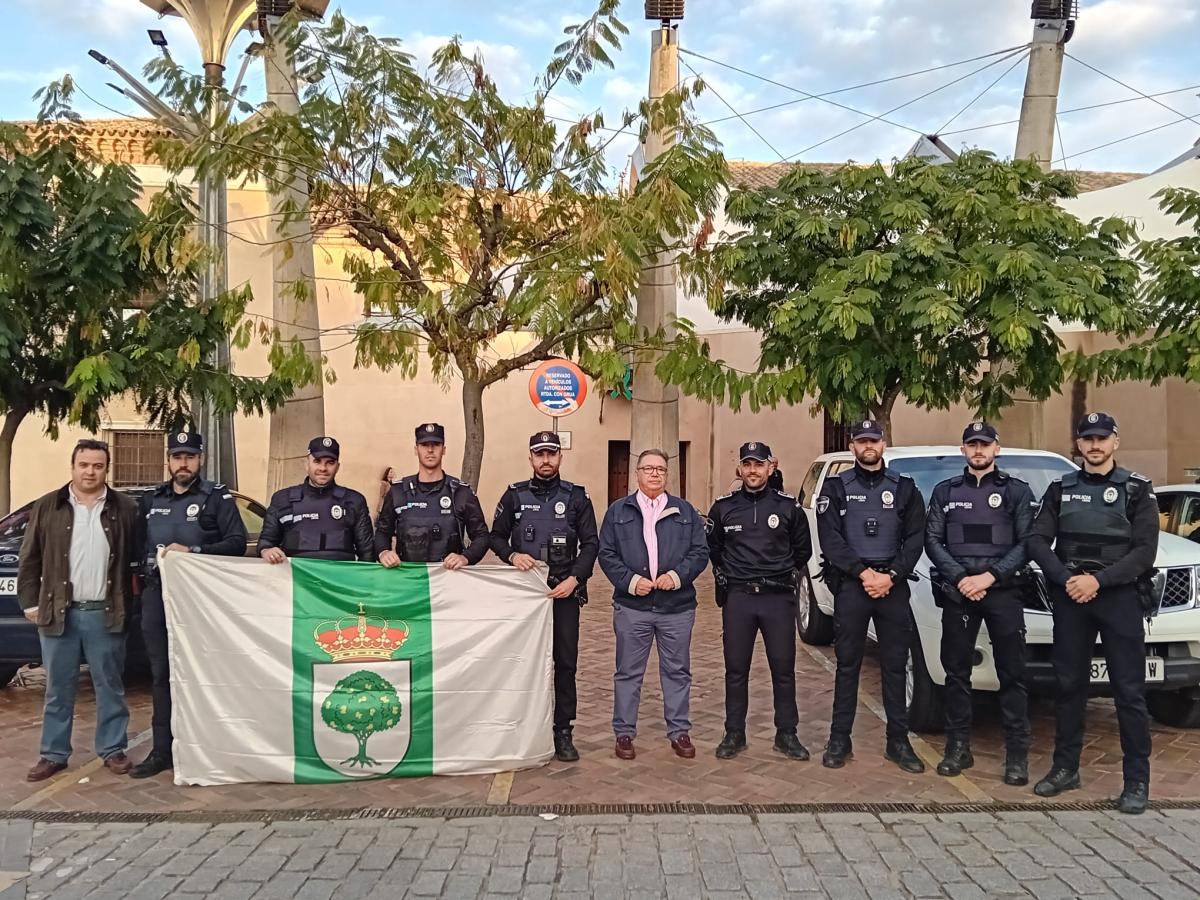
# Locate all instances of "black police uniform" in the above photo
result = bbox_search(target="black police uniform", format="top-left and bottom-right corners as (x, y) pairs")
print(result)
(1027, 413), (1159, 797)
(374, 423), (490, 564)
(925, 423), (1036, 772)
(137, 432), (247, 768)
(490, 432), (599, 742)
(707, 441), (812, 751)
(816, 422), (925, 759)
(258, 437), (376, 562)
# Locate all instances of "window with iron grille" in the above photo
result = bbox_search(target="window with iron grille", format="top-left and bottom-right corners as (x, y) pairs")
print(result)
(110, 430), (165, 487)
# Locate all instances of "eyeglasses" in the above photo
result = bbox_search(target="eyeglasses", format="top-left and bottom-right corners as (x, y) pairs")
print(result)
(637, 465), (668, 475)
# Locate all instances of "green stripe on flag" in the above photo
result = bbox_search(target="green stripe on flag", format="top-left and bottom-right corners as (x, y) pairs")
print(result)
(291, 559), (434, 782)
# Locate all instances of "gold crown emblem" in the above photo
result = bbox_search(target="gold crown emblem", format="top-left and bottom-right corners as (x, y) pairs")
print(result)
(314, 603), (409, 663)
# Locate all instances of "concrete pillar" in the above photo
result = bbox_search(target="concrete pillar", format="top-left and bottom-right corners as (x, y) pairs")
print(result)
(262, 15), (326, 496)
(629, 25), (681, 494)
(1014, 16), (1070, 170)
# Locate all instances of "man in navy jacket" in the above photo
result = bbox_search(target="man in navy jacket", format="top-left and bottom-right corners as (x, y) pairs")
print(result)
(598, 448), (710, 761)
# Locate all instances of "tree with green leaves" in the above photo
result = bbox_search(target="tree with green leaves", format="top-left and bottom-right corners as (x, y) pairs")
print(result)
(154, 2), (725, 487)
(320, 669), (402, 768)
(0, 81), (311, 513)
(669, 151), (1144, 439)
(1072, 186), (1200, 389)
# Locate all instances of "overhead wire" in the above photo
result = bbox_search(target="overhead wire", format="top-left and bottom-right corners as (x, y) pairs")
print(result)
(1065, 53), (1200, 128)
(935, 50), (1029, 135)
(693, 44), (1032, 127)
(680, 58), (787, 162)
(1054, 114), (1194, 165)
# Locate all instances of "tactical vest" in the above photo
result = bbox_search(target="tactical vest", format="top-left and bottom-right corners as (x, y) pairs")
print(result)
(143, 480), (216, 571)
(282, 483), (355, 561)
(389, 477), (463, 562)
(1055, 469), (1133, 567)
(509, 480), (579, 574)
(839, 468), (904, 562)
(944, 475), (1016, 559)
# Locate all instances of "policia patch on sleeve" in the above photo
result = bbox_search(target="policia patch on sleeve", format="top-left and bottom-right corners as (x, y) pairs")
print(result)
(817, 496), (831, 514)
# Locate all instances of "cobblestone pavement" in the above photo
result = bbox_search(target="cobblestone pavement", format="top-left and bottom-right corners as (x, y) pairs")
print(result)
(6, 808), (1200, 899)
(5, 573), (1200, 813)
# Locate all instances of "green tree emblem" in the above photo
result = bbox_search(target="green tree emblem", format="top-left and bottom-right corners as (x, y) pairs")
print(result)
(320, 670), (403, 768)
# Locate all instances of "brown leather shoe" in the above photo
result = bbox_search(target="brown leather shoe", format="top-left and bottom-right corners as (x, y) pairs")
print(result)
(671, 734), (696, 759)
(103, 752), (132, 775)
(615, 736), (636, 760)
(26, 758), (67, 782)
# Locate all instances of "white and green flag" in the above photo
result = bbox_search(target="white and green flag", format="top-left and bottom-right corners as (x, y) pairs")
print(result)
(159, 555), (554, 784)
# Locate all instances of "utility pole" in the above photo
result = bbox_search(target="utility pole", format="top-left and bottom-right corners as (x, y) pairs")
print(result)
(629, 1), (684, 495)
(257, 2), (328, 496)
(1014, 0), (1077, 170)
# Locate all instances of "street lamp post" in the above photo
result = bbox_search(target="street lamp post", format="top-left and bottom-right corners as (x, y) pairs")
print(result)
(138, 0), (260, 488)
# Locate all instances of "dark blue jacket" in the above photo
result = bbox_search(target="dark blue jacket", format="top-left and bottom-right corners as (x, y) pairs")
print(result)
(598, 492), (710, 614)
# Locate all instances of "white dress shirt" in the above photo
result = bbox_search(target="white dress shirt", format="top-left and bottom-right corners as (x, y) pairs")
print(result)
(68, 486), (110, 602)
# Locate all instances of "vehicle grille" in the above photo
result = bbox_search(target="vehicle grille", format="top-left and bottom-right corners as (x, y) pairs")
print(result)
(1160, 567), (1196, 611)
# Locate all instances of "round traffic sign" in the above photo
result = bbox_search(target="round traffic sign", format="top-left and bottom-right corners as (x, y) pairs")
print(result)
(529, 359), (587, 417)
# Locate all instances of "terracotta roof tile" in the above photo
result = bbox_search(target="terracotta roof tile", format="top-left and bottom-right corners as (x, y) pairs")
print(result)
(726, 159), (1145, 194)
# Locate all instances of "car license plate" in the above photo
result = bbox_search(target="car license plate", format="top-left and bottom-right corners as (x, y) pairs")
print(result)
(1090, 658), (1164, 683)
(0, 576), (15, 596)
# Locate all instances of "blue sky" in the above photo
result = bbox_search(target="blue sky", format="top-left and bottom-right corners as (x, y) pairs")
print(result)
(3, 0), (1198, 176)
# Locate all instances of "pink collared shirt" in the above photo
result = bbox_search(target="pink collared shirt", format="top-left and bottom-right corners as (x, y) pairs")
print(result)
(636, 490), (668, 578)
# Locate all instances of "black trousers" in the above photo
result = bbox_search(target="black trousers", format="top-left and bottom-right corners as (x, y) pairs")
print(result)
(1051, 584), (1151, 783)
(552, 597), (580, 731)
(940, 585), (1030, 752)
(721, 588), (798, 733)
(140, 581), (173, 758)
(830, 579), (911, 743)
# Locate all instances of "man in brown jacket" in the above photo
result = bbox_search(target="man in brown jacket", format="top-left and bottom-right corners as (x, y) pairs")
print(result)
(17, 439), (139, 781)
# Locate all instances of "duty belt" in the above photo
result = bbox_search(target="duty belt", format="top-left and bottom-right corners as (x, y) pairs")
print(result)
(727, 576), (795, 594)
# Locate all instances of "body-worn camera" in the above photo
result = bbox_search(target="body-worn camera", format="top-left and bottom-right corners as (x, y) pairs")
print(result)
(864, 516), (879, 537)
(548, 532), (570, 565)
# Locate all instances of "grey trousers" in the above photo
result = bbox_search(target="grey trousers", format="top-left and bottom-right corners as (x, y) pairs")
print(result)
(612, 603), (696, 740)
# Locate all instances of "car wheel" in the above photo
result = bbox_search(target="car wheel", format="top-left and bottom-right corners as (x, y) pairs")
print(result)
(797, 571), (834, 646)
(0, 664), (22, 689)
(1147, 688), (1200, 728)
(905, 629), (944, 734)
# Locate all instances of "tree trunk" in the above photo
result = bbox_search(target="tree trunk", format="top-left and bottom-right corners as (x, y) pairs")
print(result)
(460, 378), (486, 490)
(870, 397), (895, 444)
(0, 406), (29, 516)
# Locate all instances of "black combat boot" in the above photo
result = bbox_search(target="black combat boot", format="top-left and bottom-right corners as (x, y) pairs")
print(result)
(1003, 751), (1029, 786)
(1034, 767), (1081, 797)
(129, 750), (173, 779)
(821, 735), (852, 769)
(1117, 781), (1148, 815)
(936, 740), (974, 777)
(773, 731), (810, 761)
(715, 730), (747, 760)
(553, 729), (579, 763)
(885, 738), (926, 774)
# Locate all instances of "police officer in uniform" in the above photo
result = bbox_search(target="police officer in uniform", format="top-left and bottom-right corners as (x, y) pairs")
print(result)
(708, 441), (812, 761)
(925, 422), (1035, 785)
(1028, 413), (1159, 814)
(259, 437), (376, 564)
(817, 419), (926, 773)
(376, 423), (489, 568)
(132, 431), (247, 778)
(490, 431), (599, 762)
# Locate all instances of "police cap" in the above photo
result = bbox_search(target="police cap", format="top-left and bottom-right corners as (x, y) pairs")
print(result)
(738, 441), (771, 462)
(529, 431), (561, 452)
(308, 436), (340, 460)
(962, 421), (998, 444)
(1077, 411), (1118, 438)
(849, 419), (884, 441)
(167, 431), (204, 455)
(415, 423), (445, 445)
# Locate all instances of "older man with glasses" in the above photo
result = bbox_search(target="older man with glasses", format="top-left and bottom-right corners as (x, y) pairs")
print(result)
(598, 448), (710, 761)
(17, 440), (140, 781)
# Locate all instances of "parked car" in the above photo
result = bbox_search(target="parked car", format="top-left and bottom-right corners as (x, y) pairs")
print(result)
(1156, 485), (1200, 543)
(0, 486), (267, 688)
(795, 447), (1200, 732)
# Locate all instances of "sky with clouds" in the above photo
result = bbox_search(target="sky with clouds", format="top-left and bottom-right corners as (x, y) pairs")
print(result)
(2, 0), (1198, 177)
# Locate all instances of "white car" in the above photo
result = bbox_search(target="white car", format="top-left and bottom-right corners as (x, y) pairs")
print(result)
(795, 446), (1200, 732)
(1156, 485), (1200, 544)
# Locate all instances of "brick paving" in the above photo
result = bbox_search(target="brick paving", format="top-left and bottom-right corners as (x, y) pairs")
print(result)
(3, 573), (1200, 813)
(7, 809), (1200, 899)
